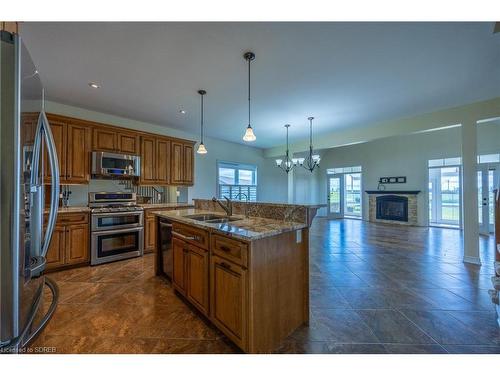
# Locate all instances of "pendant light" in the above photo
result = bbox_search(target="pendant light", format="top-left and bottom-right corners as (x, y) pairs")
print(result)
(275, 124), (300, 173)
(196, 89), (207, 154)
(301, 116), (320, 172)
(242, 51), (256, 142)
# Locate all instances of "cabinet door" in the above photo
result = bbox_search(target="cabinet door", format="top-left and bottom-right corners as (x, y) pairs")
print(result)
(210, 256), (247, 349)
(93, 127), (116, 152)
(44, 119), (67, 182)
(65, 223), (89, 265)
(172, 237), (187, 294)
(118, 132), (139, 154)
(45, 226), (66, 271)
(66, 124), (90, 183)
(186, 246), (209, 315)
(183, 144), (194, 185)
(21, 113), (38, 146)
(170, 141), (184, 184)
(140, 136), (156, 184)
(156, 138), (170, 185)
(145, 212), (156, 253)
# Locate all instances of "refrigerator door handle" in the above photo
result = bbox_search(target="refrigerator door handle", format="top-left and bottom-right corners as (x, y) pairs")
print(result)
(29, 110), (59, 276)
(40, 110), (60, 258)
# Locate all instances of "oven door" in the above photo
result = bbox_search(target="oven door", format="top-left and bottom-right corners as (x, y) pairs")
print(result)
(91, 211), (143, 231)
(91, 227), (144, 265)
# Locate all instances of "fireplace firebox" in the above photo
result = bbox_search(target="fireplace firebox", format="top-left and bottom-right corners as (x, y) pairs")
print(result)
(376, 195), (408, 222)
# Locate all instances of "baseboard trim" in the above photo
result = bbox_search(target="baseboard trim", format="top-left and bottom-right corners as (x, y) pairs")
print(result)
(463, 255), (482, 265)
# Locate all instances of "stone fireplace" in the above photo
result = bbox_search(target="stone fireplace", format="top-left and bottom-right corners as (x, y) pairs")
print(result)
(366, 190), (420, 225)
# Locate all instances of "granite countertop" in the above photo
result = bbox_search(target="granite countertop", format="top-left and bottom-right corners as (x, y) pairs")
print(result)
(152, 208), (307, 241)
(45, 206), (90, 214)
(139, 203), (194, 210)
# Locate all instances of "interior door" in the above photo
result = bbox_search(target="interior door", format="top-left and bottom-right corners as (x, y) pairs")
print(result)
(327, 175), (343, 219)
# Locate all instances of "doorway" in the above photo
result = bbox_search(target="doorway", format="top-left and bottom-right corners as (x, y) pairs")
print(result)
(428, 165), (462, 227)
(327, 167), (362, 219)
(477, 163), (499, 235)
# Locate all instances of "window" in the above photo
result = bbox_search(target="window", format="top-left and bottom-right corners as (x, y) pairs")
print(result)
(478, 153), (500, 164)
(327, 166), (362, 174)
(428, 157), (462, 167)
(217, 161), (257, 201)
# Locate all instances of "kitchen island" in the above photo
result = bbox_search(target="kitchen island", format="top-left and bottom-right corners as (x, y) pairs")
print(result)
(153, 200), (323, 353)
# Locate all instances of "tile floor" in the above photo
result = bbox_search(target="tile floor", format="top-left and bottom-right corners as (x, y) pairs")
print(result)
(31, 218), (500, 354)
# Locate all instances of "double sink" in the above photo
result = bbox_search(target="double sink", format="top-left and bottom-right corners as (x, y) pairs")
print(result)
(185, 214), (243, 224)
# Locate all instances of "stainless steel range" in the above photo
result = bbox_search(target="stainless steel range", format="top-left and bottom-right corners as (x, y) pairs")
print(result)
(89, 192), (144, 265)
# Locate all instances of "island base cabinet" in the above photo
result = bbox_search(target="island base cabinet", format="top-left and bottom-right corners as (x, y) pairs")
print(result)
(210, 255), (247, 352)
(186, 246), (209, 315)
(172, 237), (187, 294)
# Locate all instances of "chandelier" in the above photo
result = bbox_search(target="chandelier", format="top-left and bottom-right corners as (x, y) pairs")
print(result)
(275, 124), (301, 173)
(301, 116), (320, 172)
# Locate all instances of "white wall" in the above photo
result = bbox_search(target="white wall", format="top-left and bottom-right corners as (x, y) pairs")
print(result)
(304, 120), (500, 224)
(44, 101), (287, 205)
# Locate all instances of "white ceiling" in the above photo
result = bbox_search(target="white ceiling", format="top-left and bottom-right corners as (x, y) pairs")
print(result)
(20, 22), (500, 149)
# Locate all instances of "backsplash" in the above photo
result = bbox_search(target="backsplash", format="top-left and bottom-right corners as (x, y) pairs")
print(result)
(62, 180), (186, 207)
(193, 199), (308, 225)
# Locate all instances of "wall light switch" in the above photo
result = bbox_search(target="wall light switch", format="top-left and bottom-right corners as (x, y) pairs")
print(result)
(296, 229), (302, 243)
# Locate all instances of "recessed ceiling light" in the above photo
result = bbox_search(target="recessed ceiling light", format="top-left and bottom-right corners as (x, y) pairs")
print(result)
(88, 82), (101, 89)
(179, 109), (186, 114)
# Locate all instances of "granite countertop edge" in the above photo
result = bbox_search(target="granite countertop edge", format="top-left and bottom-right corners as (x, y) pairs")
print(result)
(151, 209), (307, 241)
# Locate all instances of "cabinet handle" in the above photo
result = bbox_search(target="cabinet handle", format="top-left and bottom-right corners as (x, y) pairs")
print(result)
(219, 262), (231, 270)
(220, 245), (231, 252)
(173, 231), (197, 241)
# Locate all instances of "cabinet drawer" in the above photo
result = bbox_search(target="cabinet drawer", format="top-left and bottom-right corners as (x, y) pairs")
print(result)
(172, 222), (209, 249)
(57, 213), (89, 225)
(211, 234), (248, 267)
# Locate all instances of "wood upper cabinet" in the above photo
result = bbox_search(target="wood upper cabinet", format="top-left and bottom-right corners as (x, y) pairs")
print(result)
(186, 245), (209, 315)
(93, 126), (140, 154)
(92, 127), (117, 152)
(156, 138), (171, 184)
(140, 136), (157, 184)
(171, 141), (194, 185)
(210, 255), (248, 350)
(66, 123), (90, 183)
(172, 237), (187, 294)
(118, 132), (140, 154)
(44, 213), (89, 272)
(44, 115), (90, 184)
(43, 118), (66, 183)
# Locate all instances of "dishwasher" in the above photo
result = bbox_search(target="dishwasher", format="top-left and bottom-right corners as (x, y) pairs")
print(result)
(158, 218), (173, 279)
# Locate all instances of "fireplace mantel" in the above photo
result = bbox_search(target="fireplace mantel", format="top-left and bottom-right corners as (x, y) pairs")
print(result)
(365, 190), (421, 195)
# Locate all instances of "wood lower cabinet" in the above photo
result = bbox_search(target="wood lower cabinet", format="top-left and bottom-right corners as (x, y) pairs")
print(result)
(186, 245), (210, 315)
(172, 237), (187, 293)
(163, 222), (310, 353)
(210, 255), (247, 350)
(144, 210), (156, 254)
(45, 226), (66, 270)
(65, 223), (89, 265)
(45, 213), (90, 272)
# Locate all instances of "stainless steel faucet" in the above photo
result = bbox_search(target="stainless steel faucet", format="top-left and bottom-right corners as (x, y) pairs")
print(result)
(212, 196), (232, 216)
(234, 192), (249, 218)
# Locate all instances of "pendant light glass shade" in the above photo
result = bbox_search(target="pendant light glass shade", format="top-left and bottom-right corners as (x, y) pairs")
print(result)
(197, 89), (208, 155)
(243, 125), (256, 142)
(196, 143), (207, 154)
(242, 52), (256, 142)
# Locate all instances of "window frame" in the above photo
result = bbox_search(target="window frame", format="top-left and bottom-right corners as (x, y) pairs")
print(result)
(216, 160), (258, 201)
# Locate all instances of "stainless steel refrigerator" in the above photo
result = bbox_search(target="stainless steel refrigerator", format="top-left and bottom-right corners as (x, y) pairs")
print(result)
(0, 30), (60, 352)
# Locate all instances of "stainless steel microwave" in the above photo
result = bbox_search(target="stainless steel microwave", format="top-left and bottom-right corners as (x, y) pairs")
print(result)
(91, 151), (141, 178)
